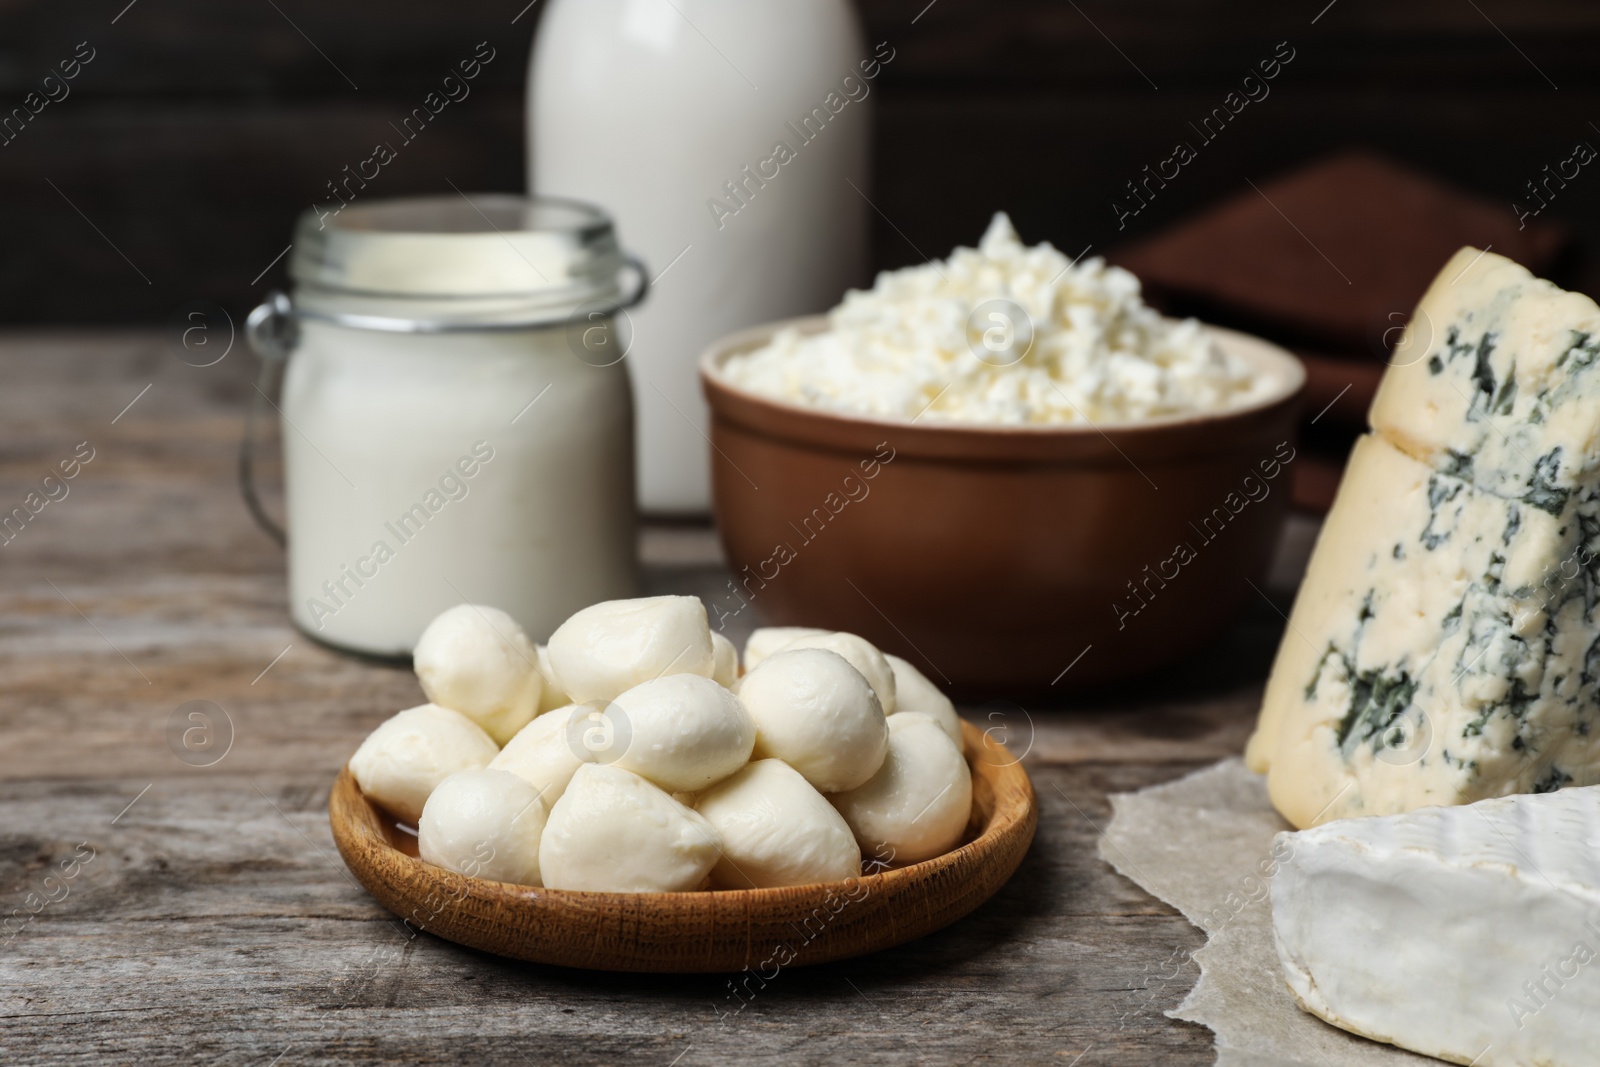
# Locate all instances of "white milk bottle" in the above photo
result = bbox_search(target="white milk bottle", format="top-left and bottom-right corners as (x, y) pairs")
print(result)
(529, 0), (878, 513)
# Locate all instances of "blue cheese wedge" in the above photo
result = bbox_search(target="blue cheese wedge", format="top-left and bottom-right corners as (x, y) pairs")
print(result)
(1272, 785), (1600, 1066)
(1248, 433), (1600, 827)
(1249, 249), (1600, 828)
(1372, 247), (1600, 501)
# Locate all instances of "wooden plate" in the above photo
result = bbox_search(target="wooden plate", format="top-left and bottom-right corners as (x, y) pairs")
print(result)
(328, 721), (1037, 972)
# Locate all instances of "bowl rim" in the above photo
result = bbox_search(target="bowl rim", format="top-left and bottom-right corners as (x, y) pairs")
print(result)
(699, 314), (1307, 440)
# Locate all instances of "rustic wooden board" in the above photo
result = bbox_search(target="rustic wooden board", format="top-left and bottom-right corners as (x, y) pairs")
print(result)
(0, 331), (1318, 1063)
(0, 764), (1212, 1066)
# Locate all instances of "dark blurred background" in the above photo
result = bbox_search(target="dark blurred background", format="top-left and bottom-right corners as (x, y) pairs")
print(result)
(1, 0), (1597, 326)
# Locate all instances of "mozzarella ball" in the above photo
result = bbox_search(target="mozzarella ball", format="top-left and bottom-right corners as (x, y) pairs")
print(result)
(779, 631), (896, 713)
(535, 643), (571, 715)
(696, 759), (861, 888)
(831, 712), (972, 865)
(539, 763), (722, 892)
(608, 674), (756, 792)
(489, 705), (591, 805)
(349, 704), (499, 825)
(886, 654), (961, 746)
(740, 648), (888, 793)
(710, 631), (740, 688)
(418, 769), (547, 886)
(413, 604), (543, 745)
(743, 626), (830, 671)
(547, 596), (715, 703)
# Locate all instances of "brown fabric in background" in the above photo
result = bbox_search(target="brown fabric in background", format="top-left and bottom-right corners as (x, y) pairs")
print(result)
(1111, 151), (1573, 511)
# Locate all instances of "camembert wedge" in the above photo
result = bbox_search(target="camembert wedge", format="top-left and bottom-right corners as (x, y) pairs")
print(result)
(1272, 785), (1600, 1066)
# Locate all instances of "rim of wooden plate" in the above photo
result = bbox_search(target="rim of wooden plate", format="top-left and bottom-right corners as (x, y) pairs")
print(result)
(328, 719), (1038, 973)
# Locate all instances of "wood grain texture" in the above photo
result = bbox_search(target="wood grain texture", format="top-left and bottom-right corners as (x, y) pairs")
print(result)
(329, 721), (1036, 973)
(0, 764), (1204, 1066)
(0, 331), (1321, 1063)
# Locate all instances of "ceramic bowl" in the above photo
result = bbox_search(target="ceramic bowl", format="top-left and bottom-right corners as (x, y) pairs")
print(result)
(700, 316), (1306, 696)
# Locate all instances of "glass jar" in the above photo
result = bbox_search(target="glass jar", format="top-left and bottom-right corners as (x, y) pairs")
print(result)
(246, 194), (645, 657)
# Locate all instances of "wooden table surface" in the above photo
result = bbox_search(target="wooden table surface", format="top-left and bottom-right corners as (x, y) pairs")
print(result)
(0, 332), (1318, 1065)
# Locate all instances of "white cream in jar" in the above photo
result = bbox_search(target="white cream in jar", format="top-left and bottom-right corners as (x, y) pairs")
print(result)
(251, 195), (645, 656)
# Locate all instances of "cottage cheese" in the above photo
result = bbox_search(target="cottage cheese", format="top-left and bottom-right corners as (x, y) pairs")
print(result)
(719, 213), (1266, 425)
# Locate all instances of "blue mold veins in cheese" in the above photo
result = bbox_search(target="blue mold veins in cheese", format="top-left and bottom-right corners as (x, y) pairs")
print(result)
(1248, 248), (1600, 828)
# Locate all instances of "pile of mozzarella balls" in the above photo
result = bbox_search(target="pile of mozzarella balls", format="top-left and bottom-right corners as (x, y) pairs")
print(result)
(348, 596), (972, 893)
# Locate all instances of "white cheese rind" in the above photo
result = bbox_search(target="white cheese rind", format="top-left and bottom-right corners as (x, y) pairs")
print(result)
(1247, 433), (1600, 828)
(1272, 786), (1600, 1067)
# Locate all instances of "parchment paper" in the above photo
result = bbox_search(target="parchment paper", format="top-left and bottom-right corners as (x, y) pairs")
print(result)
(1099, 759), (1436, 1066)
